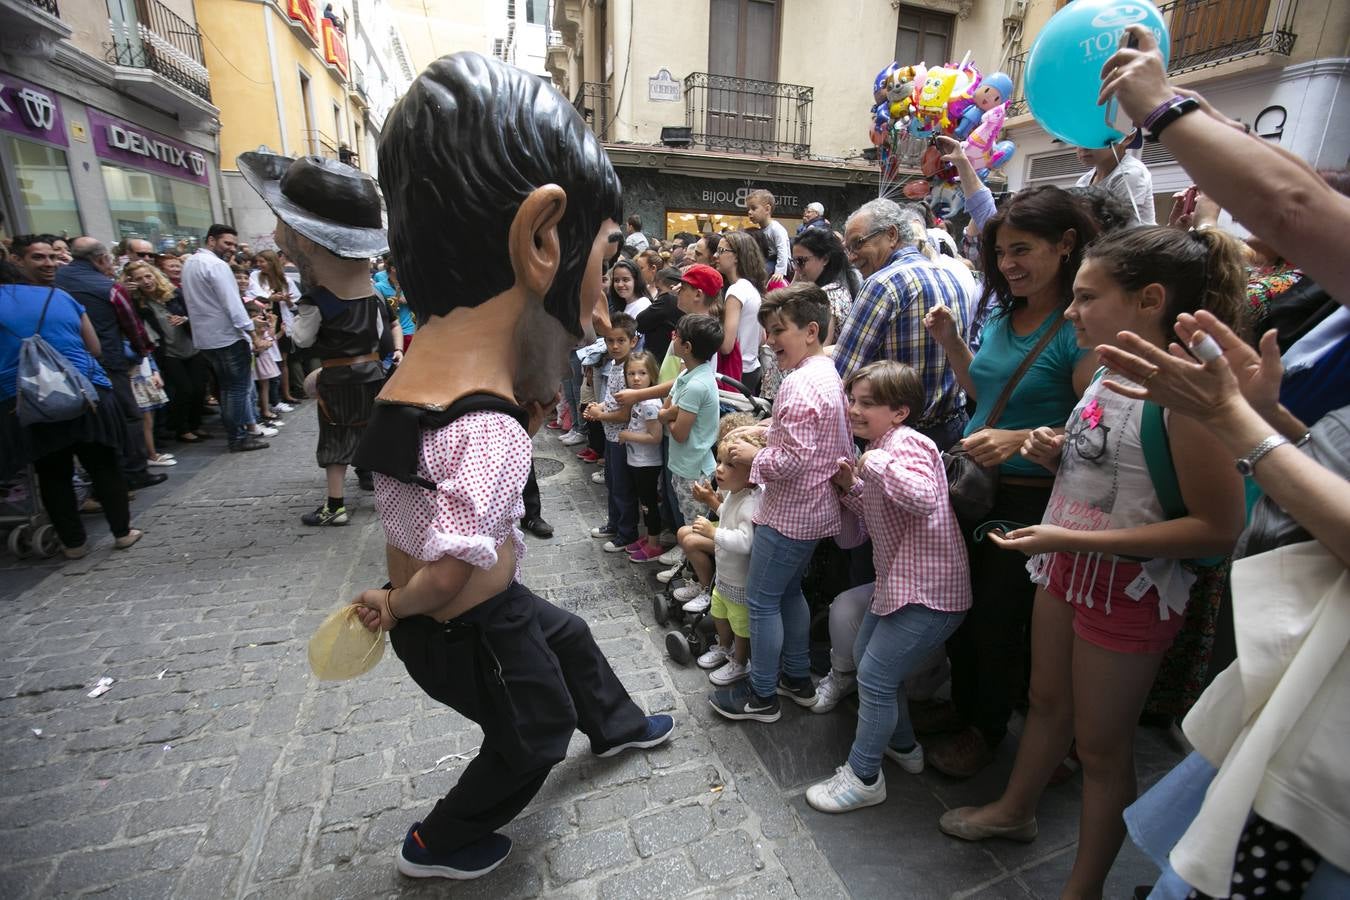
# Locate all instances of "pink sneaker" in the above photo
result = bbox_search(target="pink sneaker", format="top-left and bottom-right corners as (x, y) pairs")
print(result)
(628, 540), (665, 563)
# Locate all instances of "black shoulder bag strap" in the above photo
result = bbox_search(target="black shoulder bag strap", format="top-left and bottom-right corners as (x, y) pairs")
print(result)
(982, 316), (1064, 430)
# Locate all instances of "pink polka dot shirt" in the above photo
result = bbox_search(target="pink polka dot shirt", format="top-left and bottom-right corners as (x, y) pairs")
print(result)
(374, 411), (531, 579)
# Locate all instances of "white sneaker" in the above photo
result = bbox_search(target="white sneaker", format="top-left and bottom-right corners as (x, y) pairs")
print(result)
(591, 471), (606, 484)
(806, 764), (887, 814)
(681, 591), (711, 614)
(657, 546), (685, 566)
(274, 402), (294, 412)
(709, 658), (749, 686)
(655, 562), (682, 584)
(884, 742), (925, 774)
(560, 430), (587, 446)
(811, 669), (857, 715)
(252, 425), (279, 437)
(147, 455), (177, 467)
(603, 540), (634, 553)
(696, 644), (729, 670)
(672, 581), (704, 602)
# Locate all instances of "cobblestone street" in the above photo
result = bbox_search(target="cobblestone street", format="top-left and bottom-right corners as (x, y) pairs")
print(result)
(0, 407), (1180, 898)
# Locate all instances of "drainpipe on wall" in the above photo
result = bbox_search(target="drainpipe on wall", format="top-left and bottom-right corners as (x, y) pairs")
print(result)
(263, 1), (291, 155)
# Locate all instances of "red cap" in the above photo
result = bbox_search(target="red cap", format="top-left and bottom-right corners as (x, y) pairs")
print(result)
(679, 263), (723, 298)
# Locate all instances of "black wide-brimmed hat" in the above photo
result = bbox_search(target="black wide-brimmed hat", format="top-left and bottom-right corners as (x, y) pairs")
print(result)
(237, 152), (389, 259)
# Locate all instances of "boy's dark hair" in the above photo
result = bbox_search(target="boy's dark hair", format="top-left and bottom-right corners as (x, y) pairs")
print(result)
(758, 281), (830, 337)
(378, 51), (621, 336)
(9, 234), (51, 257)
(675, 313), (723, 362)
(206, 224), (237, 240)
(627, 214), (642, 231)
(608, 311), (637, 340)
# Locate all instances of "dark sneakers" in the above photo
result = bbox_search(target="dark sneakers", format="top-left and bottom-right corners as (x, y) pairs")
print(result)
(591, 714), (674, 757)
(396, 824), (512, 880)
(301, 504), (349, 526)
(776, 674), (819, 708)
(520, 516), (554, 538)
(228, 438), (269, 452)
(710, 682), (781, 723)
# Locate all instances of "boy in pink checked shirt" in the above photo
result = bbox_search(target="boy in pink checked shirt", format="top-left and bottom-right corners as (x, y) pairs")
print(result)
(805, 361), (970, 813)
(711, 282), (853, 724)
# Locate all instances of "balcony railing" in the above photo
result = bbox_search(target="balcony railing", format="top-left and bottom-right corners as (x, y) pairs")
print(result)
(106, 0), (211, 101)
(24, 0), (60, 15)
(1160, 0), (1297, 73)
(573, 81), (610, 140)
(1004, 1), (1296, 121)
(683, 72), (812, 159)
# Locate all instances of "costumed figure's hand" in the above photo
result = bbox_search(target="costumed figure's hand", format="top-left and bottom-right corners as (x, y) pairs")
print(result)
(351, 588), (397, 632)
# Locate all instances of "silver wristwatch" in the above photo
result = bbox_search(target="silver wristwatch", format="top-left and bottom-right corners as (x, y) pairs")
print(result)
(1235, 434), (1289, 475)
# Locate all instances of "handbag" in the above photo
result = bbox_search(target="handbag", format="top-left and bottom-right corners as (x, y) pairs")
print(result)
(942, 316), (1063, 527)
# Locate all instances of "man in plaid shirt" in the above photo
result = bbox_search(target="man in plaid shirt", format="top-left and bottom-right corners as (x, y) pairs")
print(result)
(834, 199), (971, 451)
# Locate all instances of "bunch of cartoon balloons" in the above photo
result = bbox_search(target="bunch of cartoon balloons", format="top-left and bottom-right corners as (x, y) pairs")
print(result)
(869, 55), (1017, 218)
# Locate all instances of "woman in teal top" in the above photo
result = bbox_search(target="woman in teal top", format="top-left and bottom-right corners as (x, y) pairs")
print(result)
(920, 186), (1102, 778)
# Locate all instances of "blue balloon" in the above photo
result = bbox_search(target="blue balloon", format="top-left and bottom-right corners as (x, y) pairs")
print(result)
(1024, 0), (1169, 148)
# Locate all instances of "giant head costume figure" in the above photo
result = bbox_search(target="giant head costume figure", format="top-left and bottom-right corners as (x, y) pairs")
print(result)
(375, 52), (623, 413)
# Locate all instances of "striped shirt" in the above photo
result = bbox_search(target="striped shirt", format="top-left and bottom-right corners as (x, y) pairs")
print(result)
(833, 246), (968, 427)
(750, 354), (853, 540)
(839, 424), (971, 615)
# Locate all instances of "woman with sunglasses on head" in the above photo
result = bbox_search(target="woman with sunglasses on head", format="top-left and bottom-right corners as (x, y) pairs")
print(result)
(714, 231), (767, 395)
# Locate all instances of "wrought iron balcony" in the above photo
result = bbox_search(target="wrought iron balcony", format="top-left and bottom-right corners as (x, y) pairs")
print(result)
(106, 0), (211, 102)
(24, 0), (59, 14)
(683, 72), (812, 159)
(1159, 0), (1297, 74)
(1005, 50), (1028, 118)
(573, 81), (610, 140)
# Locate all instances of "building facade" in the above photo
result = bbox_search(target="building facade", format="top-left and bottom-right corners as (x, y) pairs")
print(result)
(1001, 0), (1350, 227)
(197, 0), (412, 246)
(547, 0), (1007, 240)
(1, 0), (224, 249)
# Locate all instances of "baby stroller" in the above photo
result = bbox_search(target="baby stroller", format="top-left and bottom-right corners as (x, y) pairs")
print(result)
(0, 467), (87, 559)
(655, 373), (771, 664)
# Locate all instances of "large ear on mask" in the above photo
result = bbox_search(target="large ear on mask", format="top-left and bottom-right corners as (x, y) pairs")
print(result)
(509, 185), (567, 300)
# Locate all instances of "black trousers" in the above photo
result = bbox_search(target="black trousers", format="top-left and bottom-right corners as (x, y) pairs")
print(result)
(158, 353), (209, 437)
(947, 482), (1052, 746)
(587, 420), (605, 456)
(390, 582), (648, 854)
(106, 367), (148, 478)
(629, 464), (662, 537)
(33, 441), (131, 547)
(522, 463), (541, 521)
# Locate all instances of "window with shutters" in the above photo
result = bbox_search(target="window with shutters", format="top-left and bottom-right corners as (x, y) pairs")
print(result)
(895, 4), (954, 65)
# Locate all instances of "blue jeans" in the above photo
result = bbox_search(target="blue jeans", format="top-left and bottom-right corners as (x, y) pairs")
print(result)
(746, 525), (818, 697)
(848, 604), (966, 779)
(603, 440), (638, 544)
(565, 351), (584, 431)
(200, 340), (254, 446)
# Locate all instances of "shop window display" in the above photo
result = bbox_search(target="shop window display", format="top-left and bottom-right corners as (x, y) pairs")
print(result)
(100, 162), (211, 250)
(4, 135), (81, 236)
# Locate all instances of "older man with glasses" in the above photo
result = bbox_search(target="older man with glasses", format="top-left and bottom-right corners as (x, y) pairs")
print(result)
(834, 198), (971, 451)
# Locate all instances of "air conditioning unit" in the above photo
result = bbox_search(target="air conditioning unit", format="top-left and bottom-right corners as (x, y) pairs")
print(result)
(1003, 0), (1028, 20)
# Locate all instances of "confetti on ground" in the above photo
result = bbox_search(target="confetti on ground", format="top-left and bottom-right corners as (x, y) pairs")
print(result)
(87, 677), (114, 698)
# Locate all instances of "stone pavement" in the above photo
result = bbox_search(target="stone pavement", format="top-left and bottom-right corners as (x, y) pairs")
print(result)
(0, 404), (1183, 898)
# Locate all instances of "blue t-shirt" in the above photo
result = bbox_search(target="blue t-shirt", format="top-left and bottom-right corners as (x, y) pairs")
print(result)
(373, 275), (415, 336)
(964, 309), (1086, 477)
(668, 360), (719, 478)
(0, 284), (111, 401)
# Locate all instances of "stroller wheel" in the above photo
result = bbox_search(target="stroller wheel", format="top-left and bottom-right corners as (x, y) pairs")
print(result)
(32, 524), (62, 558)
(665, 630), (692, 664)
(651, 594), (669, 627)
(8, 523), (33, 559)
(686, 627), (708, 658)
